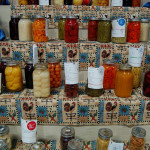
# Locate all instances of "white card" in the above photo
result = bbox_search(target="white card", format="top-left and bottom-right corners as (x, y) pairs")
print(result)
(33, 44), (38, 66)
(108, 139), (124, 150)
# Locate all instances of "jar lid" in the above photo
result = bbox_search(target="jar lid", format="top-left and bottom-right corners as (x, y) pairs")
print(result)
(11, 15), (20, 18)
(120, 64), (132, 71)
(67, 15), (78, 19)
(30, 142), (45, 150)
(1, 57), (12, 63)
(68, 139), (83, 150)
(141, 18), (149, 23)
(132, 127), (146, 138)
(34, 63), (48, 69)
(103, 59), (115, 65)
(0, 140), (8, 150)
(0, 125), (9, 136)
(21, 15), (30, 19)
(88, 17), (99, 21)
(129, 18), (140, 22)
(6, 60), (18, 66)
(48, 58), (60, 63)
(61, 127), (75, 137)
(60, 15), (67, 19)
(99, 18), (111, 21)
(26, 58), (33, 65)
(34, 15), (45, 19)
(98, 128), (113, 140)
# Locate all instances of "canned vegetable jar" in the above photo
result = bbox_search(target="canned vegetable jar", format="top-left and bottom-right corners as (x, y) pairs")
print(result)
(68, 139), (83, 150)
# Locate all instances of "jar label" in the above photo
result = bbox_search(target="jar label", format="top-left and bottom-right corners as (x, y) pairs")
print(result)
(33, 44), (38, 66)
(21, 118), (37, 143)
(88, 66), (104, 89)
(108, 139), (124, 150)
(64, 62), (79, 84)
(45, 19), (48, 37)
(111, 0), (123, 6)
(128, 46), (144, 67)
(112, 18), (126, 37)
(39, 0), (49, 5)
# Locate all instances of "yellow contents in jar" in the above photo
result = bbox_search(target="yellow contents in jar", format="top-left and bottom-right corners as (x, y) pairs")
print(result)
(92, 0), (98, 5)
(18, 0), (28, 5)
(73, 0), (82, 5)
(97, 137), (110, 150)
(98, 0), (109, 6)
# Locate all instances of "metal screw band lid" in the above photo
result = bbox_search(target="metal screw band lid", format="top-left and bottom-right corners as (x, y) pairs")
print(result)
(26, 58), (33, 65)
(103, 59), (115, 65)
(0, 125), (9, 136)
(6, 60), (18, 66)
(120, 64), (132, 71)
(88, 17), (99, 21)
(61, 126), (75, 137)
(67, 15), (78, 19)
(48, 58), (60, 63)
(11, 15), (20, 18)
(132, 127), (146, 138)
(98, 128), (113, 140)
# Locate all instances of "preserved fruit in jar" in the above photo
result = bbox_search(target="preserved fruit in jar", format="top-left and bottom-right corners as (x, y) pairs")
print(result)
(143, 69), (150, 97)
(28, 0), (39, 4)
(123, 0), (132, 6)
(68, 139), (83, 150)
(98, 0), (109, 6)
(0, 140), (9, 150)
(18, 0), (28, 5)
(132, 0), (141, 7)
(132, 67), (141, 89)
(115, 64), (133, 98)
(54, 0), (63, 5)
(92, 0), (98, 5)
(73, 0), (82, 5)
(30, 142), (45, 150)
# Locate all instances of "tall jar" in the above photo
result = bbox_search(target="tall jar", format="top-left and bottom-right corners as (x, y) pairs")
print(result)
(115, 64), (134, 98)
(19, 15), (32, 42)
(88, 17), (99, 41)
(5, 61), (23, 92)
(0, 140), (9, 150)
(123, 0), (132, 6)
(140, 19), (150, 42)
(33, 63), (50, 97)
(9, 15), (20, 40)
(0, 125), (11, 149)
(30, 142), (45, 150)
(18, 0), (28, 5)
(127, 19), (140, 43)
(58, 16), (67, 40)
(132, 0), (141, 7)
(64, 0), (72, 4)
(97, 128), (113, 150)
(98, 0), (109, 6)
(60, 127), (75, 150)
(103, 59), (117, 90)
(143, 69), (150, 97)
(54, 0), (63, 5)
(68, 139), (83, 150)
(25, 59), (34, 89)
(65, 16), (79, 43)
(98, 18), (111, 43)
(130, 127), (146, 150)
(73, 0), (82, 5)
(111, 0), (123, 6)
(33, 15), (48, 42)
(28, 0), (39, 4)
(48, 58), (61, 88)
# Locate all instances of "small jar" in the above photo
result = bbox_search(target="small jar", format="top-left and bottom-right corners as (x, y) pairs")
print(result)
(132, 0), (141, 7)
(111, 0), (123, 6)
(48, 58), (61, 88)
(143, 69), (150, 97)
(54, 0), (63, 5)
(33, 15), (48, 42)
(97, 128), (113, 150)
(65, 16), (79, 43)
(98, 0), (109, 6)
(123, 0), (132, 6)
(28, 0), (39, 4)
(88, 17), (99, 41)
(98, 18), (111, 43)
(19, 15), (33, 42)
(25, 59), (34, 89)
(5, 61), (23, 92)
(60, 127), (75, 150)
(68, 139), (83, 150)
(9, 15), (20, 40)
(127, 19), (140, 43)
(33, 63), (50, 97)
(58, 16), (67, 40)
(18, 0), (28, 5)
(0, 125), (11, 149)
(64, 0), (72, 4)
(140, 19), (150, 42)
(30, 142), (45, 150)
(103, 59), (117, 90)
(130, 127), (146, 150)
(73, 0), (82, 5)
(0, 140), (9, 150)
(115, 64), (134, 98)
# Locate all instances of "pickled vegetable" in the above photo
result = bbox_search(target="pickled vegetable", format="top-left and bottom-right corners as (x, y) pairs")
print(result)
(58, 17), (66, 40)
(132, 67), (141, 89)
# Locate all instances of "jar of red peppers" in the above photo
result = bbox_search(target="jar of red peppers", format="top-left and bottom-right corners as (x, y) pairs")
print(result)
(143, 68), (150, 97)
(60, 127), (75, 150)
(65, 16), (79, 43)
(132, 0), (141, 7)
(127, 19), (140, 43)
(88, 17), (99, 41)
(48, 58), (61, 88)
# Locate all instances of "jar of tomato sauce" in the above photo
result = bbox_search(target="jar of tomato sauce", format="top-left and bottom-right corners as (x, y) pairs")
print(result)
(132, 0), (141, 7)
(115, 64), (134, 98)
(65, 16), (79, 43)
(143, 68), (150, 97)
(127, 19), (140, 43)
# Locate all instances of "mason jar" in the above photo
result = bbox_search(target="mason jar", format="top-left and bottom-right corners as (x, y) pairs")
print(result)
(68, 139), (83, 150)
(30, 142), (45, 150)
(0, 140), (9, 150)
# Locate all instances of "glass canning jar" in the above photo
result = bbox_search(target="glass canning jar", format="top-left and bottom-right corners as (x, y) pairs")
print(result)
(0, 140), (9, 150)
(30, 142), (45, 150)
(92, 0), (98, 5)
(98, 0), (109, 6)
(65, 84), (78, 98)
(64, 0), (72, 5)
(18, 0), (28, 5)
(115, 64), (134, 98)
(132, 0), (141, 7)
(28, 0), (39, 4)
(54, 0), (63, 5)
(97, 128), (113, 150)
(130, 127), (146, 150)
(65, 16), (79, 43)
(143, 69), (150, 97)
(60, 127), (75, 150)
(123, 0), (132, 6)
(68, 139), (83, 150)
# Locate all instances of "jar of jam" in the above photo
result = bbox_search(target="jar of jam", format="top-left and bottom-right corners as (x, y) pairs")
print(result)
(68, 139), (83, 150)
(115, 64), (134, 98)
(5, 61), (23, 92)
(98, 0), (109, 6)
(18, 0), (28, 5)
(60, 127), (75, 150)
(143, 68), (150, 97)
(33, 63), (50, 97)
(127, 19), (140, 43)
(0, 125), (11, 149)
(97, 128), (113, 150)
(123, 0), (132, 6)
(33, 15), (48, 42)
(64, 0), (72, 5)
(130, 127), (146, 150)
(73, 0), (82, 5)
(132, 0), (141, 7)
(48, 58), (61, 88)
(103, 59), (117, 90)
(25, 59), (34, 89)
(0, 140), (9, 150)
(28, 0), (39, 4)
(30, 142), (45, 150)
(65, 16), (79, 43)
(88, 17), (99, 41)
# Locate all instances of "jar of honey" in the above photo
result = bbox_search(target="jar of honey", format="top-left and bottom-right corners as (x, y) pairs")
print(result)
(68, 139), (83, 150)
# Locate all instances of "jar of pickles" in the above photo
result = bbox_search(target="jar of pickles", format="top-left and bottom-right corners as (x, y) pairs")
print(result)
(28, 0), (39, 4)
(98, 18), (111, 43)
(5, 61), (23, 92)
(130, 127), (146, 150)
(65, 16), (79, 43)
(33, 15), (48, 42)
(123, 0), (132, 6)
(18, 0), (28, 5)
(0, 140), (9, 150)
(132, 0), (141, 7)
(60, 127), (75, 150)
(115, 64), (134, 98)
(48, 58), (61, 88)
(127, 19), (140, 43)
(30, 142), (45, 150)
(97, 128), (113, 150)
(73, 0), (82, 5)
(98, 0), (109, 6)
(54, 0), (64, 5)
(68, 139), (83, 150)
(103, 59), (117, 90)
(33, 63), (50, 97)
(143, 68), (150, 97)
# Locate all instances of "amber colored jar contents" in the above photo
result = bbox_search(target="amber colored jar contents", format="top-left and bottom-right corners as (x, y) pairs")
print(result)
(28, 0), (39, 4)
(143, 69), (150, 97)
(92, 0), (98, 5)
(68, 139), (83, 150)
(18, 0), (28, 5)
(73, 0), (82, 5)
(132, 0), (141, 7)
(98, 0), (109, 6)
(115, 64), (133, 98)
(65, 84), (78, 98)
(132, 67), (141, 89)
(58, 16), (66, 40)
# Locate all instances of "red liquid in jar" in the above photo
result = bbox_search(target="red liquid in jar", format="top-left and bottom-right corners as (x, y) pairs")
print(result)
(143, 71), (150, 97)
(65, 84), (78, 98)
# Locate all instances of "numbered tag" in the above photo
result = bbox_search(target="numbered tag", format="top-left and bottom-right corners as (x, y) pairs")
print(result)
(108, 139), (124, 150)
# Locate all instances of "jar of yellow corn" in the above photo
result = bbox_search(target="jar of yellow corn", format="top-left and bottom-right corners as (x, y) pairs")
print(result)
(5, 61), (23, 92)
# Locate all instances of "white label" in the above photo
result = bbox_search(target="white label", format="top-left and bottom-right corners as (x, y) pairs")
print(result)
(108, 139), (124, 150)
(21, 118), (37, 143)
(112, 18), (126, 37)
(64, 62), (79, 85)
(88, 66), (104, 89)
(33, 44), (38, 66)
(128, 46), (144, 67)
(45, 19), (48, 37)
(111, 0), (123, 6)
(39, 0), (49, 5)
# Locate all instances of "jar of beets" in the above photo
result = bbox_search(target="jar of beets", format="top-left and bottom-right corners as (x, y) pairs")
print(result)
(143, 68), (150, 97)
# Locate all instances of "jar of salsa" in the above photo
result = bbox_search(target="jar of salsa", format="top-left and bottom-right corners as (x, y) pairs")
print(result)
(143, 68), (150, 97)
(123, 0), (132, 6)
(30, 142), (45, 150)
(127, 19), (140, 43)
(68, 139), (83, 150)
(28, 0), (39, 4)
(60, 127), (75, 150)
(98, 0), (109, 6)
(64, 0), (72, 5)
(88, 17), (99, 41)
(115, 64), (133, 98)
(132, 0), (141, 7)
(103, 59), (117, 90)
(0, 140), (9, 150)
(65, 16), (79, 43)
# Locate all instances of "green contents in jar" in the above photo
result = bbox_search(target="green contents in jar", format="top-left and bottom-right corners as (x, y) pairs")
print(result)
(58, 16), (66, 40)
